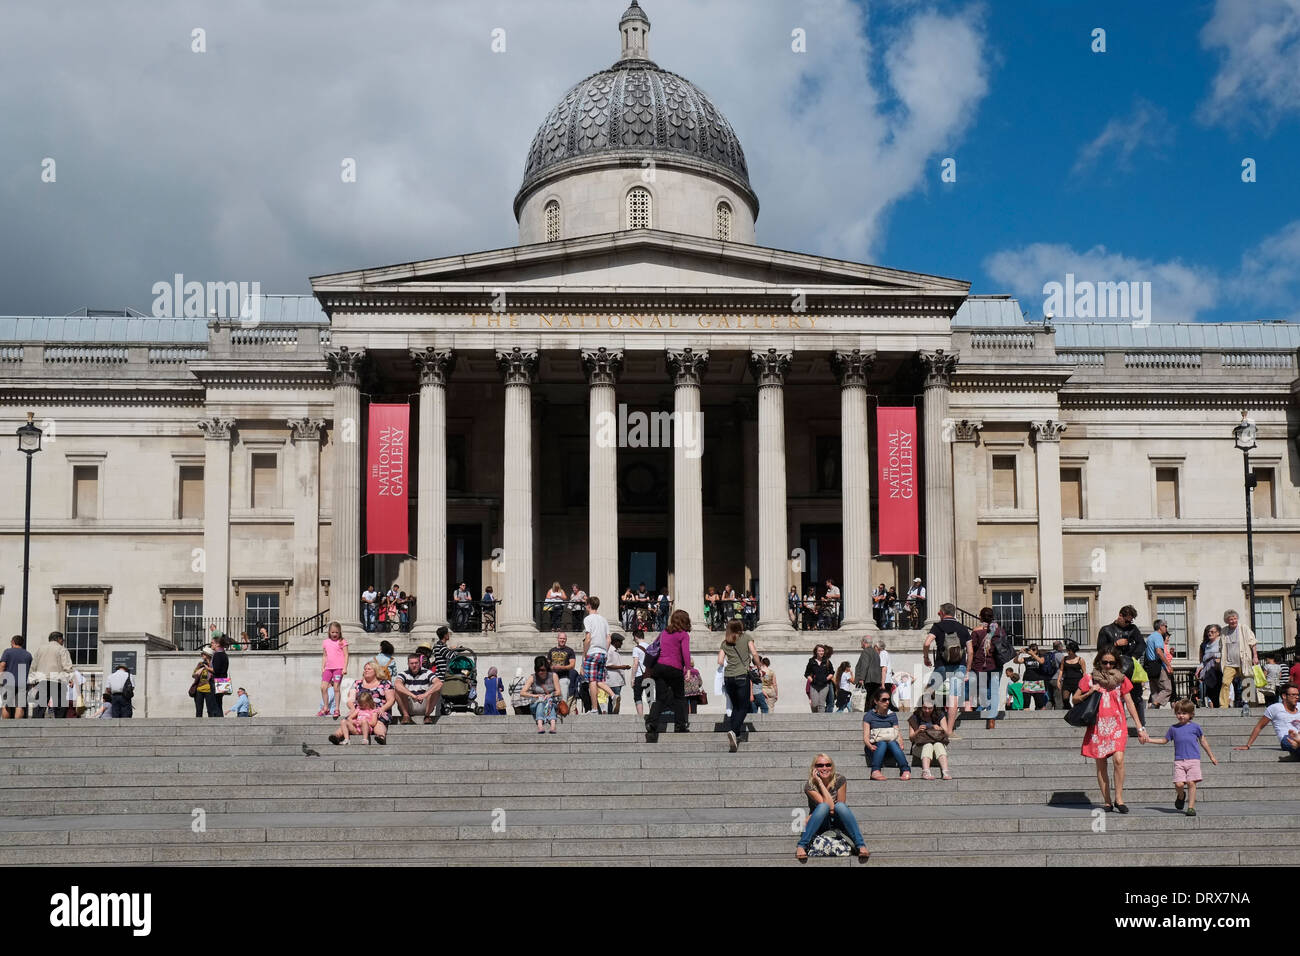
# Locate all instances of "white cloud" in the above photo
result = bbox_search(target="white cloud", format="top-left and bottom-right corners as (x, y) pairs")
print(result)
(1199, 0), (1300, 129)
(1071, 98), (1172, 177)
(986, 220), (1300, 322)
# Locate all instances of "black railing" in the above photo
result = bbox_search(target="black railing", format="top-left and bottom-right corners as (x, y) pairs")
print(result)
(703, 599), (757, 631)
(785, 598), (842, 631)
(449, 600), (495, 633)
(173, 616), (310, 651)
(360, 599), (414, 633)
(873, 599), (922, 630)
(277, 609), (331, 642)
(953, 608), (1091, 647)
(619, 599), (673, 634)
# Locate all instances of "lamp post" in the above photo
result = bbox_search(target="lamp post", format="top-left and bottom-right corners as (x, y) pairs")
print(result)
(16, 413), (43, 646)
(1232, 411), (1258, 633)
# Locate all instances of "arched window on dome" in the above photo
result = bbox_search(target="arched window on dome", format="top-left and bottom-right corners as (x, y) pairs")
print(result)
(545, 200), (561, 242)
(627, 187), (652, 230)
(715, 201), (732, 241)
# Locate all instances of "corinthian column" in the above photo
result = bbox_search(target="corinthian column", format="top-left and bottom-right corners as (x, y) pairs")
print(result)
(920, 349), (959, 617)
(750, 348), (792, 636)
(832, 349), (876, 629)
(583, 348), (623, 625)
(287, 417), (324, 627)
(326, 346), (365, 637)
(411, 348), (455, 637)
(496, 348), (539, 636)
(1032, 420), (1068, 643)
(666, 348), (708, 631)
(197, 417), (235, 625)
(952, 420), (983, 611)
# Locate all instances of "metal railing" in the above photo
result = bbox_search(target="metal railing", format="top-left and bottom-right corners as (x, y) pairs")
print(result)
(360, 600), (414, 633)
(172, 616), (313, 651)
(277, 609), (331, 642)
(619, 599), (673, 634)
(953, 608), (1091, 647)
(786, 598), (842, 631)
(448, 600), (493, 633)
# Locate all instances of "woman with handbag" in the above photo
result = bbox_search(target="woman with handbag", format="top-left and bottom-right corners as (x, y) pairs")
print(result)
(1198, 624), (1222, 707)
(190, 648), (214, 717)
(1017, 646), (1050, 711)
(908, 701), (952, 780)
(1072, 648), (1150, 813)
(863, 690), (911, 780)
(966, 609), (1003, 729)
(206, 633), (231, 718)
(795, 754), (870, 863)
(521, 657), (560, 733)
(483, 666), (506, 716)
(646, 609), (693, 740)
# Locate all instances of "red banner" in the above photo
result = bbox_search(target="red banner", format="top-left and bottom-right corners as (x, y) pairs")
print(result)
(877, 407), (919, 555)
(366, 404), (409, 555)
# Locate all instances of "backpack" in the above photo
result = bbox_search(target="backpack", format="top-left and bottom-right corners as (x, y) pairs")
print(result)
(992, 625), (1016, 669)
(1040, 652), (1058, 679)
(642, 633), (664, 671)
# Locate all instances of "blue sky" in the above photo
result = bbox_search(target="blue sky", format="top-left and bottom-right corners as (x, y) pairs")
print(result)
(0, 0), (1296, 323)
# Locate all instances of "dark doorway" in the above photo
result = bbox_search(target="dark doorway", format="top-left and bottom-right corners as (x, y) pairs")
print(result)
(447, 524), (483, 604)
(620, 538), (669, 595)
(800, 524), (844, 596)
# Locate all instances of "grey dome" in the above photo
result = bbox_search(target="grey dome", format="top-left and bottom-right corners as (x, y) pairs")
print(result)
(515, 60), (756, 215)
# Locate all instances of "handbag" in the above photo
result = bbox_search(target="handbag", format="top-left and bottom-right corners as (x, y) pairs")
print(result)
(556, 698), (570, 717)
(214, 677), (233, 695)
(188, 679), (199, 699)
(868, 726), (899, 744)
(1063, 688), (1101, 727)
(849, 688), (868, 712)
(1130, 658), (1148, 682)
(1253, 664), (1267, 688)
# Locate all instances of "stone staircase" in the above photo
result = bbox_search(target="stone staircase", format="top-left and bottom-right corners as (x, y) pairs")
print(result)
(0, 711), (1296, 866)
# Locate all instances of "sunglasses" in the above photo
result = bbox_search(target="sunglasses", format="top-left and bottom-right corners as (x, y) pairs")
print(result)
(1100, 660), (1117, 667)
(815, 763), (832, 768)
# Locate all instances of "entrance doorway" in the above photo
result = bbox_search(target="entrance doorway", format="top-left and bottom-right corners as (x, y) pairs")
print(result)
(799, 524), (844, 596)
(447, 524), (483, 604)
(620, 538), (668, 596)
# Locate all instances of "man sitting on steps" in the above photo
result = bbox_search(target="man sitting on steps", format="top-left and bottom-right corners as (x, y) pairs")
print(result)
(394, 652), (441, 725)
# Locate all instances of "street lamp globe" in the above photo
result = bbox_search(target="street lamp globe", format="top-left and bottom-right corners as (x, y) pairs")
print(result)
(16, 412), (42, 455)
(1290, 580), (1300, 613)
(1233, 411), (1257, 451)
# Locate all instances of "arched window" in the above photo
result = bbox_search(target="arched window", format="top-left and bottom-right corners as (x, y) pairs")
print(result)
(627, 187), (651, 229)
(545, 200), (561, 242)
(715, 201), (732, 241)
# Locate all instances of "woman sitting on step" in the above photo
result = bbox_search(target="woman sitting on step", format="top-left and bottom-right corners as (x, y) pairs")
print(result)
(521, 656), (560, 734)
(795, 753), (870, 863)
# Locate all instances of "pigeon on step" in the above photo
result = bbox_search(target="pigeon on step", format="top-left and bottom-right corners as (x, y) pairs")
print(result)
(302, 742), (320, 757)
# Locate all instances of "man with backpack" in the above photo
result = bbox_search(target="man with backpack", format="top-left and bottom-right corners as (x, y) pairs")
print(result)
(1099, 604), (1148, 725)
(923, 604), (972, 730)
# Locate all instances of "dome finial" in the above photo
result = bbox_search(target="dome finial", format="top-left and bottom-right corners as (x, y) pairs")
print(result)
(619, 1), (650, 61)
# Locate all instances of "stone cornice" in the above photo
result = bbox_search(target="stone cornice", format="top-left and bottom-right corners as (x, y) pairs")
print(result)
(0, 386), (204, 407)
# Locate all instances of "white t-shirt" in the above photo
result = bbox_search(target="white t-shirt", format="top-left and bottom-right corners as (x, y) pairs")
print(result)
(632, 644), (647, 679)
(878, 650), (892, 685)
(362, 589), (377, 605)
(892, 675), (913, 708)
(838, 670), (854, 693)
(1264, 702), (1300, 744)
(584, 613), (610, 656)
(606, 647), (624, 687)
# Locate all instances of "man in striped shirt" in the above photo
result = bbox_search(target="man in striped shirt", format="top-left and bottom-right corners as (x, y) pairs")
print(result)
(395, 652), (440, 724)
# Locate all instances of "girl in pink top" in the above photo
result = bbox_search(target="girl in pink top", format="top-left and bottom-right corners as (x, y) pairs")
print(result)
(344, 690), (379, 744)
(318, 621), (349, 718)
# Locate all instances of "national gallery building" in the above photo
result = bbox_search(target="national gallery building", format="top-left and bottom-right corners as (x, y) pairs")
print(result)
(2, 3), (1298, 710)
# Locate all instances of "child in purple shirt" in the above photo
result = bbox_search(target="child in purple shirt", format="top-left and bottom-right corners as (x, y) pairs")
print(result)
(1145, 699), (1217, 815)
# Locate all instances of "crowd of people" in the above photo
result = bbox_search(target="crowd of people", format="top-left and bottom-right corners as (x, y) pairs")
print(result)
(361, 583), (414, 633)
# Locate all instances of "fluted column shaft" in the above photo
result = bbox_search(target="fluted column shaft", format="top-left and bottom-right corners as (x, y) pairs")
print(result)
(326, 347), (365, 636)
(498, 349), (538, 635)
(287, 418), (323, 626)
(1033, 421), (1068, 642)
(198, 418), (234, 624)
(953, 421), (983, 611)
(412, 349), (455, 636)
(583, 349), (622, 623)
(667, 349), (707, 630)
(921, 350), (958, 616)
(833, 350), (876, 629)
(752, 350), (791, 634)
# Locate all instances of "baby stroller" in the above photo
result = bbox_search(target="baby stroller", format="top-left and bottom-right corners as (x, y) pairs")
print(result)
(440, 646), (482, 715)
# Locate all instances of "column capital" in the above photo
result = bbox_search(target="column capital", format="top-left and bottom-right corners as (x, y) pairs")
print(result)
(325, 346), (366, 386)
(831, 349), (877, 388)
(197, 417), (235, 441)
(581, 347), (624, 386)
(1031, 420), (1068, 443)
(749, 348), (792, 387)
(287, 418), (325, 442)
(953, 419), (982, 443)
(496, 347), (538, 386)
(410, 348), (456, 387)
(919, 349), (959, 388)
(666, 347), (709, 386)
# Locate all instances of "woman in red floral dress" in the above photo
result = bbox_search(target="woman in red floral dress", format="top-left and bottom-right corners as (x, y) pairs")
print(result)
(1072, 648), (1150, 813)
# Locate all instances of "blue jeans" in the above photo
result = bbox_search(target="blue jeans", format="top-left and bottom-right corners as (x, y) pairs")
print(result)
(750, 691), (769, 714)
(362, 605), (376, 632)
(924, 665), (966, 708)
(971, 671), (1001, 719)
(797, 800), (865, 849)
(867, 739), (909, 774)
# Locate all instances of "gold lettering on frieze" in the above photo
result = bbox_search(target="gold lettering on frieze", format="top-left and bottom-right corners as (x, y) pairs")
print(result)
(482, 314), (825, 330)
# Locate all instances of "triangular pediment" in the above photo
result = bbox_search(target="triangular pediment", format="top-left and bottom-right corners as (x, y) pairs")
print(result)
(311, 230), (969, 296)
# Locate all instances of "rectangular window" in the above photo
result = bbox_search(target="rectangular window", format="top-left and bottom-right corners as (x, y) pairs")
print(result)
(64, 601), (100, 666)
(251, 454), (278, 509)
(1063, 597), (1090, 646)
(992, 590), (1025, 642)
(245, 592), (280, 644)
(73, 465), (98, 518)
(1060, 467), (1083, 519)
(1253, 468), (1274, 519)
(1155, 596), (1188, 659)
(1254, 596), (1285, 652)
(992, 456), (1017, 509)
(1155, 467), (1179, 519)
(179, 465), (204, 519)
(171, 599), (204, 649)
